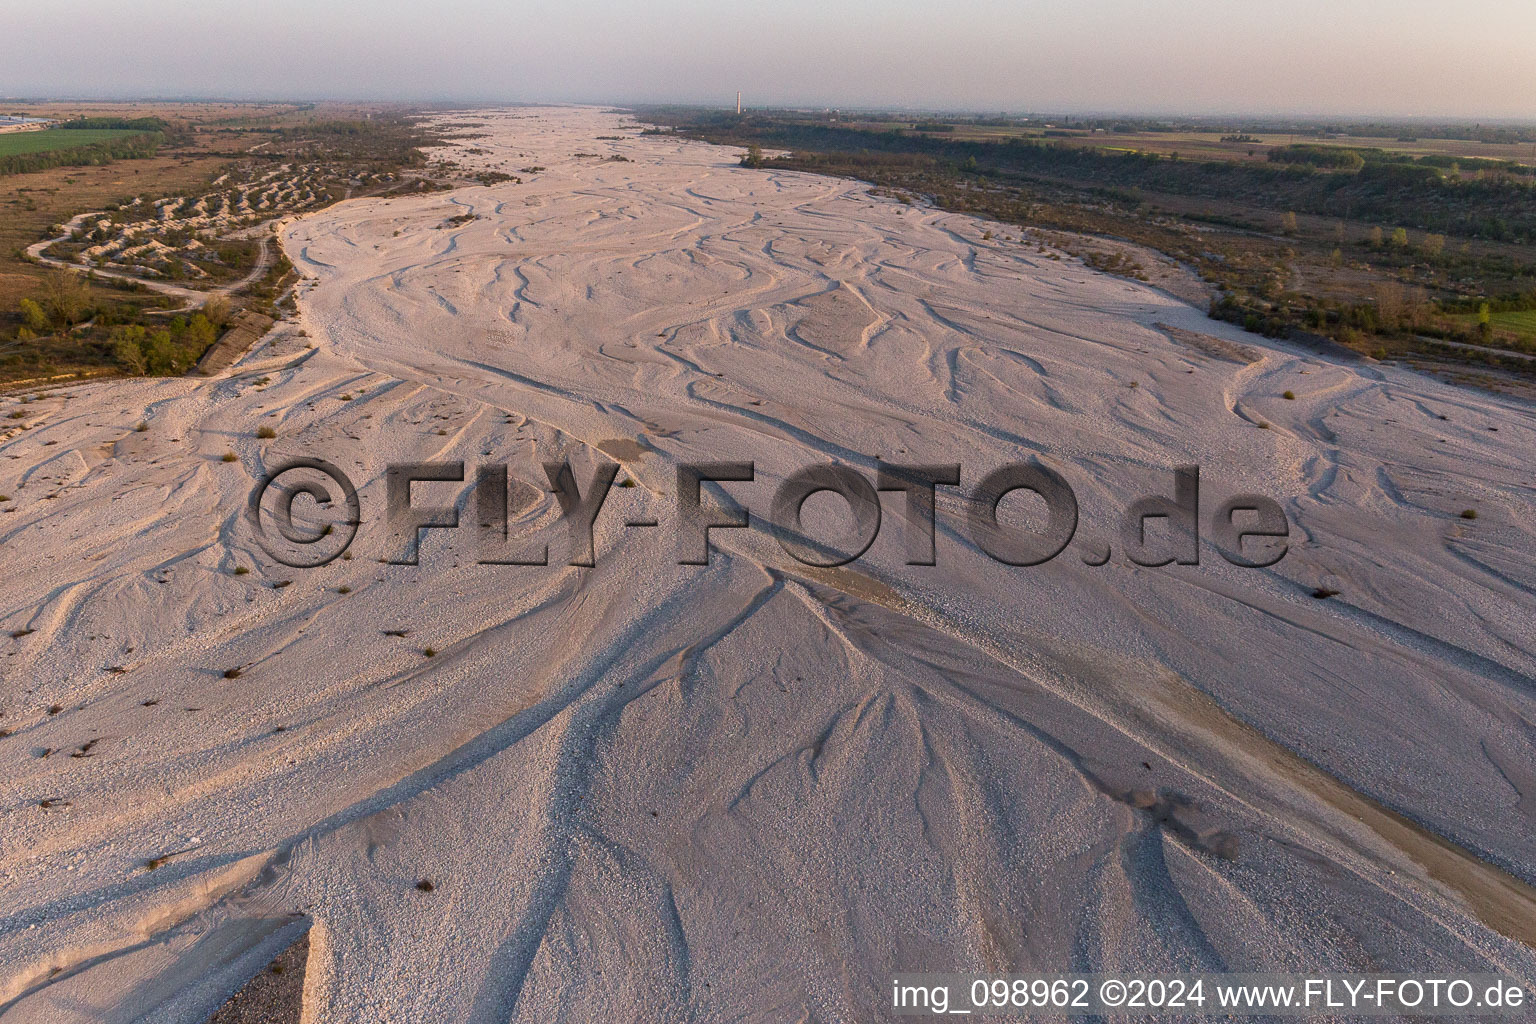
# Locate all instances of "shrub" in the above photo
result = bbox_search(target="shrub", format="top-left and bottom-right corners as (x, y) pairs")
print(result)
(256, 426), (276, 439)
(40, 271), (90, 327)
(113, 335), (147, 375)
(142, 330), (190, 375)
(18, 298), (48, 333)
(201, 296), (232, 327)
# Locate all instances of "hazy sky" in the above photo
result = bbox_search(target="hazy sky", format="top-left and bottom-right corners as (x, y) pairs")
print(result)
(3, 0), (1533, 119)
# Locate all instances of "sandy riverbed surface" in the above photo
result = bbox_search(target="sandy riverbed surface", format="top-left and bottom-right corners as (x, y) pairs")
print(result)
(2, 107), (1535, 1022)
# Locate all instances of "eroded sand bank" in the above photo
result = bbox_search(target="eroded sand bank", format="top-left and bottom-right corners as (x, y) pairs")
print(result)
(2, 107), (1534, 1022)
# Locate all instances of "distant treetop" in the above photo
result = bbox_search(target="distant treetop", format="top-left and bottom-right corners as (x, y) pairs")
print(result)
(60, 116), (167, 132)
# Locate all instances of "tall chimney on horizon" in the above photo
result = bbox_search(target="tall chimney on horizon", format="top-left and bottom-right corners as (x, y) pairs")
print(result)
(736, 91), (742, 115)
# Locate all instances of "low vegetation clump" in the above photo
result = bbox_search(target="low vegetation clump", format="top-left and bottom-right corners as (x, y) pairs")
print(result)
(1083, 250), (1148, 281)
(110, 315), (217, 375)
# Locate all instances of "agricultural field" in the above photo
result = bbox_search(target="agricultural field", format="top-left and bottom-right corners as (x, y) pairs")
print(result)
(0, 128), (148, 157)
(1449, 308), (1536, 346)
(1492, 309), (1536, 333)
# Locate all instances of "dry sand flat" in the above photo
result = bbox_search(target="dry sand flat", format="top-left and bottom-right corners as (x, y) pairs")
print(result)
(0, 106), (1534, 1021)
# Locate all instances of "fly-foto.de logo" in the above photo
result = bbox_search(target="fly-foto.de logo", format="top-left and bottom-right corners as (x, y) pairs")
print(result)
(247, 458), (1290, 571)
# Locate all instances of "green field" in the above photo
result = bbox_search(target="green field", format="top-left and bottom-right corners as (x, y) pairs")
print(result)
(1453, 309), (1536, 340)
(0, 128), (146, 157)
(1490, 310), (1536, 332)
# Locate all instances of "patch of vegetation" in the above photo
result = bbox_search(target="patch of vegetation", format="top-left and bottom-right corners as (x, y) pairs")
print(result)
(1268, 145), (1367, 170)
(59, 117), (168, 132)
(1082, 250), (1148, 280)
(108, 314), (218, 375)
(0, 269), (244, 380)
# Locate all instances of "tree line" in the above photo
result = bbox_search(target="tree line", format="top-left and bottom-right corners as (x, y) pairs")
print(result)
(60, 116), (167, 131)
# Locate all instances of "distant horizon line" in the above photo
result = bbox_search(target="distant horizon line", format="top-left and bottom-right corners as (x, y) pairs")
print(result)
(3, 95), (1534, 127)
